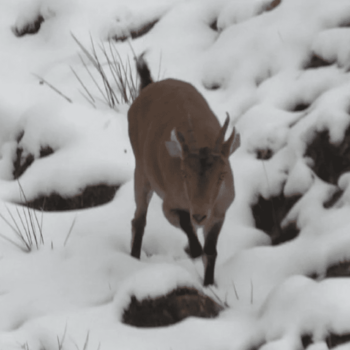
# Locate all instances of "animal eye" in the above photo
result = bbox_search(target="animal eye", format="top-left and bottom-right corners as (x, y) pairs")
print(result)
(219, 172), (226, 181)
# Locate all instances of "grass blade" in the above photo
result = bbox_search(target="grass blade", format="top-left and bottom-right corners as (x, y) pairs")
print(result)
(64, 216), (77, 246)
(70, 66), (96, 106)
(82, 331), (90, 350)
(11, 206), (31, 250)
(18, 182), (38, 248)
(32, 74), (72, 103)
(32, 205), (44, 245)
(231, 280), (239, 300)
(78, 54), (108, 106)
(0, 211), (28, 251)
(79, 90), (96, 108)
(71, 33), (140, 107)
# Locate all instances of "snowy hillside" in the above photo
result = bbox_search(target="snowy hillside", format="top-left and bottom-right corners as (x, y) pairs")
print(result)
(1, 0), (350, 349)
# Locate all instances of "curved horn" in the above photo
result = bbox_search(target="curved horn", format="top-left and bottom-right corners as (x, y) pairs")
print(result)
(214, 112), (230, 152)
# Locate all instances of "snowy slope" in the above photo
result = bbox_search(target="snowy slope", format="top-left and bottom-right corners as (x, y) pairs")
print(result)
(1, 0), (350, 349)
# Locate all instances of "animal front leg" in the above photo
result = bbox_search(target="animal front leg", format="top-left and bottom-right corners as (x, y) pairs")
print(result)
(162, 202), (202, 258)
(203, 220), (223, 286)
(131, 214), (146, 259)
(177, 210), (203, 258)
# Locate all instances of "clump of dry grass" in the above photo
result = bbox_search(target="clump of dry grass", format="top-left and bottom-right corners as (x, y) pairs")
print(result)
(33, 35), (139, 109)
(71, 34), (139, 109)
(0, 181), (44, 252)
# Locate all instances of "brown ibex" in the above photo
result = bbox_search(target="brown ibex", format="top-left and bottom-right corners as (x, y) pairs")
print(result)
(128, 55), (240, 285)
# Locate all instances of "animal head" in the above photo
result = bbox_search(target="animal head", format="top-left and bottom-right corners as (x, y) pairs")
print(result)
(165, 114), (240, 226)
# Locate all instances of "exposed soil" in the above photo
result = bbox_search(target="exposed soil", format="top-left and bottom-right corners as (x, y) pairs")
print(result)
(22, 184), (119, 211)
(12, 134), (119, 211)
(264, 0), (282, 12)
(302, 332), (350, 349)
(113, 19), (159, 42)
(326, 260), (350, 278)
(13, 146), (54, 180)
(122, 287), (223, 327)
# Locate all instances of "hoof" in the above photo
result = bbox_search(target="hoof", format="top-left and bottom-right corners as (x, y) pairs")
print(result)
(184, 244), (202, 259)
(203, 276), (215, 286)
(130, 248), (141, 259)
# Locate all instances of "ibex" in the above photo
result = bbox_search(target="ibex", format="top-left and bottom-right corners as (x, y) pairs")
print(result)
(128, 55), (240, 286)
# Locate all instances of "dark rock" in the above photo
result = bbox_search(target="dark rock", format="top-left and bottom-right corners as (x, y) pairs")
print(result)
(12, 15), (44, 37)
(13, 147), (34, 180)
(308, 272), (320, 280)
(275, 221), (299, 245)
(301, 334), (313, 349)
(252, 193), (301, 244)
(292, 103), (310, 112)
(305, 126), (350, 185)
(326, 333), (350, 349)
(304, 54), (334, 69)
(301, 331), (350, 349)
(210, 19), (218, 31)
(256, 148), (273, 160)
(40, 146), (54, 158)
(122, 287), (223, 327)
(323, 188), (343, 209)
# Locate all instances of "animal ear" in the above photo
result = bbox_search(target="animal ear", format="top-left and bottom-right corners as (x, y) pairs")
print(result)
(221, 128), (240, 157)
(165, 129), (183, 157)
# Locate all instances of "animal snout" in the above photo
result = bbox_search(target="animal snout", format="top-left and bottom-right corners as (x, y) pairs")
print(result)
(192, 214), (207, 224)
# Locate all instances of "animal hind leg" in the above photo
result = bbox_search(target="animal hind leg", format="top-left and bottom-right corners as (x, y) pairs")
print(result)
(131, 168), (153, 259)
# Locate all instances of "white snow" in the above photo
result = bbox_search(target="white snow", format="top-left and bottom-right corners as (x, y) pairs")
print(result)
(1, 0), (350, 349)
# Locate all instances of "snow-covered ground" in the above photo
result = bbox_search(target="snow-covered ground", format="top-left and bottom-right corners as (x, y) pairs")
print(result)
(1, 0), (350, 349)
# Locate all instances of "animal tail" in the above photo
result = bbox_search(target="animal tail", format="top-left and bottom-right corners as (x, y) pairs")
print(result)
(136, 52), (153, 91)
